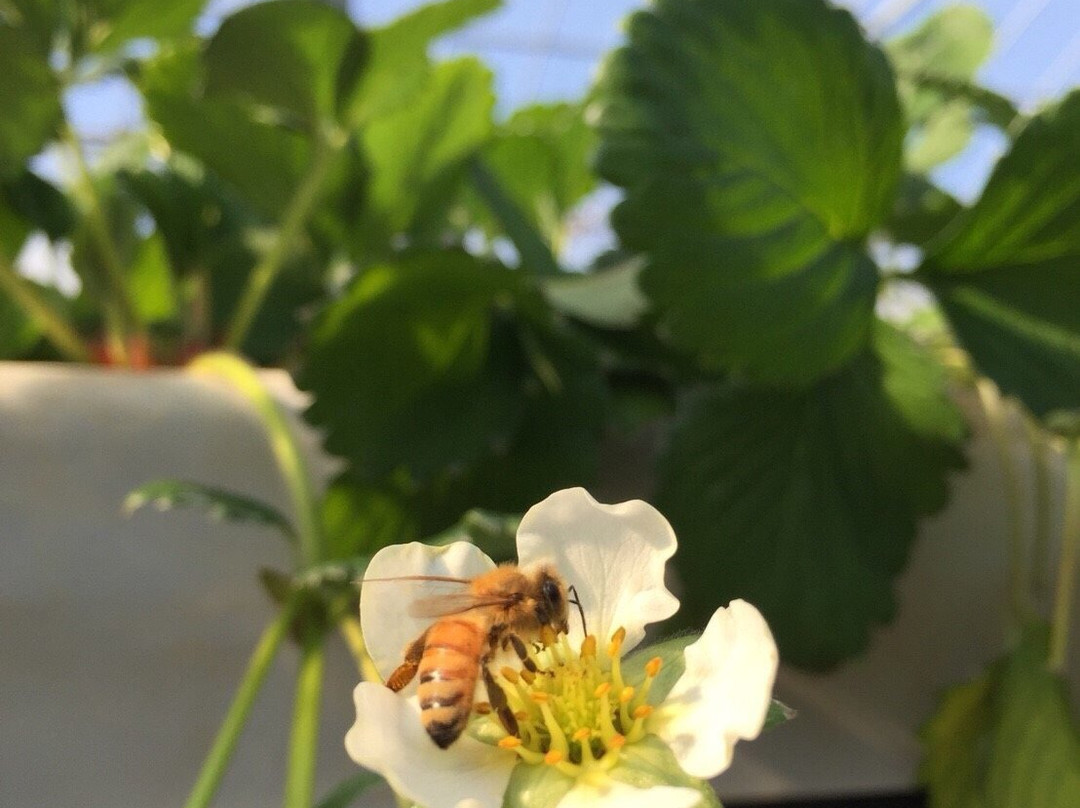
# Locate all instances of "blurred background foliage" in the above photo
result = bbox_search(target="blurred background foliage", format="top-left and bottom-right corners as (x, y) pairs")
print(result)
(3, 0), (1080, 806)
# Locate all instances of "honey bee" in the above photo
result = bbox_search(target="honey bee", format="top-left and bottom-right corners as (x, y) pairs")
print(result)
(373, 564), (582, 749)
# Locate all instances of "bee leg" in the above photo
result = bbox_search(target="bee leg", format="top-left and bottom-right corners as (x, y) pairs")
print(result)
(483, 664), (518, 737)
(385, 629), (428, 692)
(502, 633), (539, 674)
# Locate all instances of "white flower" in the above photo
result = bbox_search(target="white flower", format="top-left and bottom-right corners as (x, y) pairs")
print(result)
(346, 488), (779, 808)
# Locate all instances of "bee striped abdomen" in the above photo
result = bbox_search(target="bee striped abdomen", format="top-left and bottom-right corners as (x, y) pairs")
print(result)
(417, 618), (484, 749)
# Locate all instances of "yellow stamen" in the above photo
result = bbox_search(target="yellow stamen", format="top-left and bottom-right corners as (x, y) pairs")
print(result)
(474, 702), (491, 715)
(539, 626), (557, 647)
(619, 686), (635, 704)
(544, 749), (564, 765)
(538, 701), (571, 761)
(608, 733), (626, 749)
(594, 682), (611, 698)
(645, 656), (662, 677)
(633, 704), (653, 719)
(580, 635), (597, 658)
(530, 691), (549, 703)
(498, 736), (522, 749)
(607, 627), (626, 658)
(572, 727), (592, 742)
(500, 667), (519, 684)
(520, 668), (536, 685)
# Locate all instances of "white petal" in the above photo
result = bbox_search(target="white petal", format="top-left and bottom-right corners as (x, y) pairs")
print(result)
(360, 541), (495, 683)
(556, 780), (703, 808)
(652, 600), (778, 779)
(516, 488), (679, 651)
(345, 682), (515, 808)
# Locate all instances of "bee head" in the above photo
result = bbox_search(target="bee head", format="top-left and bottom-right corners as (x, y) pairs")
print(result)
(534, 567), (569, 635)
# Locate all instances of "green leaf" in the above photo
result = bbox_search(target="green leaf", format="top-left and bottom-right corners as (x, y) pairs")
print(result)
(883, 173), (963, 247)
(343, 0), (499, 127)
(0, 24), (61, 176)
(314, 771), (384, 808)
(921, 624), (1080, 808)
(298, 251), (522, 480)
(918, 91), (1080, 418)
(899, 72), (1020, 132)
(0, 169), (74, 245)
(471, 101), (596, 248)
(0, 284), (41, 358)
(140, 42), (315, 218)
(204, 0), (366, 129)
(427, 509), (520, 559)
(358, 57), (494, 244)
(886, 5), (994, 171)
(92, 0), (205, 53)
(128, 233), (178, 324)
(657, 323), (966, 668)
(539, 257), (648, 329)
(593, 0), (901, 384)
(320, 477), (417, 560)
(434, 319), (609, 517)
(904, 100), (975, 174)
(124, 479), (297, 543)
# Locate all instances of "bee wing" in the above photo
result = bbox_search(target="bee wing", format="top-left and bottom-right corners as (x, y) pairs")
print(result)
(408, 592), (516, 619)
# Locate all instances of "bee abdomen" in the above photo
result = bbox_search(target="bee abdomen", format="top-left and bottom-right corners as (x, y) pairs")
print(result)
(417, 619), (484, 749)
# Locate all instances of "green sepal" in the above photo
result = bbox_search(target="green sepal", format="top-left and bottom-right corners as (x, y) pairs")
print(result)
(501, 761), (573, 808)
(612, 736), (722, 808)
(502, 736), (721, 808)
(623, 633), (793, 731)
(623, 632), (698, 703)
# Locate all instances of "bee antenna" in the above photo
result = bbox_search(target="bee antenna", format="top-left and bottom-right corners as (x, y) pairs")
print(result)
(568, 584), (587, 636)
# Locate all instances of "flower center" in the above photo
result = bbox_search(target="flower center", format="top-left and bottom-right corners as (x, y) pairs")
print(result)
(474, 627), (662, 779)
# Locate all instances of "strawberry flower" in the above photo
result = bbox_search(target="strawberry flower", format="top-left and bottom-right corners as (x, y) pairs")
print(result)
(346, 488), (778, 808)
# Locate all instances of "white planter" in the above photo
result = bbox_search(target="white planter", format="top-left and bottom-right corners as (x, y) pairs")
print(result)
(0, 362), (371, 808)
(2, 362), (1076, 805)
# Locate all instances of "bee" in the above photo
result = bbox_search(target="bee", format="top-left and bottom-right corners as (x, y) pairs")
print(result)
(373, 564), (583, 749)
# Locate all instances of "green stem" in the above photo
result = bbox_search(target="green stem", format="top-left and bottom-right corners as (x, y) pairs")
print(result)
(975, 379), (1029, 625)
(183, 596), (300, 808)
(188, 353), (323, 567)
(62, 122), (144, 357)
(0, 251), (91, 361)
(1023, 414), (1053, 600)
(283, 629), (325, 808)
(468, 158), (562, 277)
(223, 127), (344, 351)
(1048, 441), (1080, 673)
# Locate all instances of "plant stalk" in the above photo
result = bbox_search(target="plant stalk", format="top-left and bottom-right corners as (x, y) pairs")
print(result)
(467, 158), (562, 277)
(183, 596), (300, 808)
(283, 628), (325, 808)
(0, 252), (91, 361)
(62, 122), (145, 358)
(223, 127), (344, 351)
(1048, 440), (1080, 673)
(188, 353), (323, 567)
(1023, 415), (1053, 600)
(975, 379), (1029, 625)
